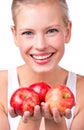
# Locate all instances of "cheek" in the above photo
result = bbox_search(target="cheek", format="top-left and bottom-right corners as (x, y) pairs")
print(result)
(51, 35), (65, 61)
(50, 35), (65, 50)
(17, 39), (31, 54)
(57, 39), (65, 58)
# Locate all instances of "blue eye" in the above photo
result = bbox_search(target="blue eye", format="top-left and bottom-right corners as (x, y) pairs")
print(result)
(47, 29), (58, 34)
(22, 31), (32, 35)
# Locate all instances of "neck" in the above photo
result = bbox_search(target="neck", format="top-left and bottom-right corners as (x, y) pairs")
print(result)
(18, 64), (68, 87)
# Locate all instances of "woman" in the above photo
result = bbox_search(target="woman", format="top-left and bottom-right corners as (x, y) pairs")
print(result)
(0, 0), (84, 130)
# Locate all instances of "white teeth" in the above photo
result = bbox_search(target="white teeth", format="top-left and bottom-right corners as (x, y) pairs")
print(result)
(32, 54), (52, 60)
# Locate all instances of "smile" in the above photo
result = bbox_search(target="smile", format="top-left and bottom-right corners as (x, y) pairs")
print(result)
(30, 53), (54, 60)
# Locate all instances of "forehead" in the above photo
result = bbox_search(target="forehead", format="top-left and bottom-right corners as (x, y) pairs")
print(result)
(15, 2), (63, 25)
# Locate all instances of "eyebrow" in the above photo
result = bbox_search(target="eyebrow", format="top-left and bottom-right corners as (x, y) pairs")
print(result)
(17, 24), (62, 33)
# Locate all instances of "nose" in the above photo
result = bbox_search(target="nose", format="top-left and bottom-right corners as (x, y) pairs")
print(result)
(34, 34), (47, 51)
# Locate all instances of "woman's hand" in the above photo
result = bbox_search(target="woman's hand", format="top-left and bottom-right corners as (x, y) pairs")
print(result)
(9, 102), (72, 124)
(9, 105), (42, 123)
(41, 102), (72, 123)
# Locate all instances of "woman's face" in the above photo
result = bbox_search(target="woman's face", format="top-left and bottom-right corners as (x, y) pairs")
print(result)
(11, 3), (71, 73)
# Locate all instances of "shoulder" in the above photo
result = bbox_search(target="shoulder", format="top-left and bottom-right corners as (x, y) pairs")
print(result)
(0, 70), (8, 112)
(76, 74), (84, 99)
(0, 69), (8, 100)
(0, 69), (8, 85)
(76, 74), (84, 106)
(0, 69), (8, 94)
(77, 74), (84, 87)
(0, 69), (8, 76)
(68, 71), (84, 86)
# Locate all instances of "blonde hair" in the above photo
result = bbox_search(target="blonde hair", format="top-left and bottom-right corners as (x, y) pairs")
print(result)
(11, 0), (69, 26)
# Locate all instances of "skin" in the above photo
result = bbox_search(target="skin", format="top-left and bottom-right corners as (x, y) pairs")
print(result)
(0, 2), (84, 130)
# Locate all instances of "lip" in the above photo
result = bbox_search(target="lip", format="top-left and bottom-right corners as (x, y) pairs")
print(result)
(30, 52), (55, 65)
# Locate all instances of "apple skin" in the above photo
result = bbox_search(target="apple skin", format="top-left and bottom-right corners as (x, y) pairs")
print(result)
(28, 82), (51, 102)
(45, 84), (75, 115)
(10, 87), (40, 116)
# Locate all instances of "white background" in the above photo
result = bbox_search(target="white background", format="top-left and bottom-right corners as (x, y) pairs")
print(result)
(0, 0), (84, 75)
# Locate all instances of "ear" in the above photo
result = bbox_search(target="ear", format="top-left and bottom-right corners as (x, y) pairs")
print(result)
(64, 21), (72, 43)
(11, 25), (18, 46)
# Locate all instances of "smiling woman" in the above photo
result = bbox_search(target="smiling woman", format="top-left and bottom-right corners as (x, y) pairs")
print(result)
(0, 1), (84, 130)
(0, 0), (84, 74)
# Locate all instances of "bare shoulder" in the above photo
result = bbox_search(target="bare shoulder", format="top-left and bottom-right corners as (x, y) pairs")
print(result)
(77, 74), (84, 87)
(76, 74), (84, 105)
(71, 74), (84, 129)
(0, 69), (8, 100)
(0, 70), (8, 113)
(0, 69), (8, 86)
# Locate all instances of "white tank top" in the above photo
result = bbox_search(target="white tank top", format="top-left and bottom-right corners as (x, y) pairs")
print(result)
(8, 68), (76, 130)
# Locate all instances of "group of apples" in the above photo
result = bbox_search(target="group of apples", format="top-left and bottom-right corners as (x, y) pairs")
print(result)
(10, 82), (75, 116)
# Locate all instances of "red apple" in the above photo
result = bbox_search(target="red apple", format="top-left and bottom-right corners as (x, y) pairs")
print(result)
(10, 87), (40, 116)
(28, 82), (51, 102)
(45, 84), (75, 115)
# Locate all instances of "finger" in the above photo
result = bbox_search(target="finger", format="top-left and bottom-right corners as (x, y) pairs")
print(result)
(52, 108), (62, 123)
(8, 107), (17, 118)
(41, 102), (52, 119)
(65, 109), (72, 119)
(34, 105), (41, 119)
(22, 111), (30, 123)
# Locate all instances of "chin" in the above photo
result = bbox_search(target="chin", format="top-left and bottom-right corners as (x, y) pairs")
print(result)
(32, 65), (55, 74)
